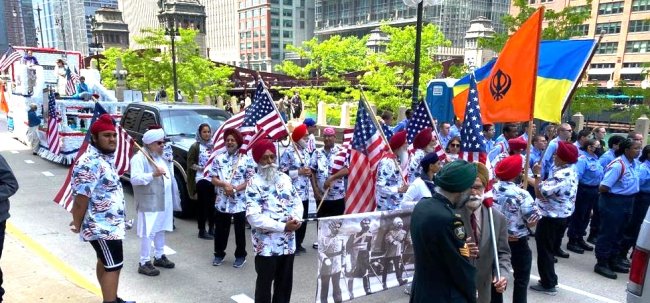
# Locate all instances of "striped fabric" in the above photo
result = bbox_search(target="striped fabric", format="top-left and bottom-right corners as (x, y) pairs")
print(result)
(0, 46), (21, 72)
(46, 91), (61, 155)
(330, 128), (353, 175)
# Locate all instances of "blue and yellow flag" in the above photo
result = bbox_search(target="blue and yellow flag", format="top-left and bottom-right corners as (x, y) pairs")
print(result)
(453, 39), (597, 123)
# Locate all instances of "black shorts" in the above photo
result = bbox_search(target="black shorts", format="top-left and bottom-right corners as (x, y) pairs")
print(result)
(89, 239), (124, 272)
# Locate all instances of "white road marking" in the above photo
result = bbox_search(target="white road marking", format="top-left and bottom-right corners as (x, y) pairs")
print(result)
(530, 274), (621, 303)
(41, 171), (54, 177)
(230, 293), (254, 303)
(11, 151), (19, 154)
(24, 160), (34, 164)
(149, 244), (176, 256)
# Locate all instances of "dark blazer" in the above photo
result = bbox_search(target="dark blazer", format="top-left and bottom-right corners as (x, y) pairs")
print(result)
(186, 142), (200, 196)
(0, 155), (19, 222)
(410, 193), (477, 303)
(458, 206), (512, 303)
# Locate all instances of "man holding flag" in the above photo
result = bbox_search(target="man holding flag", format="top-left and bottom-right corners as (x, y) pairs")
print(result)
(69, 114), (134, 303)
(376, 130), (408, 211)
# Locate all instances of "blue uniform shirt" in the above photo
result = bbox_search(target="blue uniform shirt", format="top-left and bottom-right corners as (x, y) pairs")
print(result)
(381, 123), (394, 141)
(485, 139), (495, 156)
(599, 149), (616, 168)
(575, 153), (603, 186)
(488, 141), (508, 163)
(392, 118), (409, 133)
(541, 137), (561, 180)
(27, 110), (41, 127)
(600, 156), (640, 196)
(637, 160), (650, 193)
(449, 125), (460, 138)
(529, 147), (543, 170)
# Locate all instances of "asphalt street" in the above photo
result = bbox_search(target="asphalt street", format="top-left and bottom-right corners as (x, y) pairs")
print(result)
(0, 127), (629, 303)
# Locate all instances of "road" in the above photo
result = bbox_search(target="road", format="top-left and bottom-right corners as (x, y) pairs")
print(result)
(0, 129), (629, 303)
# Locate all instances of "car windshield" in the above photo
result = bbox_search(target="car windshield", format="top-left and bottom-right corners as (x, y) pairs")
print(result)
(161, 109), (228, 137)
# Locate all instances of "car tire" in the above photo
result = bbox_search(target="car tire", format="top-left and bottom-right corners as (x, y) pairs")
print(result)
(173, 170), (195, 219)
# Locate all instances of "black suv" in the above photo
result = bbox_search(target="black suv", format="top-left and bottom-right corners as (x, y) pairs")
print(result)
(120, 102), (231, 218)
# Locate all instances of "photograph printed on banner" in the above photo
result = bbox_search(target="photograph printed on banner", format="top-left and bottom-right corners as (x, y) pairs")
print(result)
(315, 209), (414, 303)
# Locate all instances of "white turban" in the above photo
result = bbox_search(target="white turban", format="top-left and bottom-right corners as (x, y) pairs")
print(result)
(142, 128), (165, 144)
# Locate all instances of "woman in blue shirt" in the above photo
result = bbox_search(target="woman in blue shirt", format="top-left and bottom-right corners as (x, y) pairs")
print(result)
(620, 145), (650, 263)
(567, 139), (603, 254)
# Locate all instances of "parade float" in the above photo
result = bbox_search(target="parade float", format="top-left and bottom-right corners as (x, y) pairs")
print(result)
(2, 46), (132, 165)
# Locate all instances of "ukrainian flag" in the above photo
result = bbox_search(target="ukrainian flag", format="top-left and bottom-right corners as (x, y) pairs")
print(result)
(453, 39), (597, 123)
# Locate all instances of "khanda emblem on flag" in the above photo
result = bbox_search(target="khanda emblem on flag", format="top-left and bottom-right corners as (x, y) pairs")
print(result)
(489, 69), (512, 101)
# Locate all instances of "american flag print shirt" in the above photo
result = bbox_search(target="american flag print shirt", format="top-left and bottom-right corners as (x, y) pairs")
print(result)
(537, 165), (578, 218)
(211, 152), (256, 213)
(494, 181), (540, 238)
(245, 173), (303, 256)
(375, 157), (404, 211)
(407, 149), (426, 184)
(279, 146), (312, 201)
(310, 145), (346, 200)
(71, 145), (126, 241)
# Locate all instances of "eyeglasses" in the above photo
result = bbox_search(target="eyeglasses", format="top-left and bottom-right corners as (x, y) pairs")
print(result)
(449, 143), (460, 148)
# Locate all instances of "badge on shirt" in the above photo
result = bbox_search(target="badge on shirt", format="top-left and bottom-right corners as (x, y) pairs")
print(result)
(452, 219), (466, 241)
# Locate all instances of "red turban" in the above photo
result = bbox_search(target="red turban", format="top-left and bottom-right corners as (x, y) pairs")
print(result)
(224, 128), (243, 147)
(495, 154), (523, 181)
(557, 141), (578, 164)
(252, 139), (276, 163)
(508, 137), (527, 152)
(413, 128), (433, 150)
(389, 131), (407, 151)
(291, 124), (308, 142)
(90, 114), (115, 135)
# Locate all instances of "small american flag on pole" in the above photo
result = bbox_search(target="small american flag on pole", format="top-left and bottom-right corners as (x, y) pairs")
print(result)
(53, 103), (134, 211)
(330, 128), (353, 175)
(0, 46), (21, 72)
(458, 73), (488, 164)
(65, 66), (80, 95)
(406, 101), (447, 161)
(46, 90), (61, 155)
(345, 99), (388, 214)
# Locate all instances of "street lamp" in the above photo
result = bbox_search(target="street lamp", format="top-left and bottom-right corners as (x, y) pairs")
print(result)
(35, 5), (44, 47)
(159, 1), (180, 102)
(89, 16), (103, 71)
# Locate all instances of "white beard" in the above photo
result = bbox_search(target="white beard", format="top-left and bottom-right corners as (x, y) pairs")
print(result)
(258, 163), (279, 183)
(466, 195), (483, 211)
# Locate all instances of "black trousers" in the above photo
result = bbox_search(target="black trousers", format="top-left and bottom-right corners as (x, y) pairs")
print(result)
(568, 184), (599, 240)
(621, 192), (650, 256)
(595, 193), (634, 261)
(509, 237), (532, 303)
(0, 220), (5, 302)
(255, 254), (295, 303)
(196, 180), (215, 232)
(295, 200), (309, 248)
(317, 199), (345, 218)
(213, 210), (247, 258)
(535, 217), (567, 288)
(320, 272), (342, 303)
(381, 256), (404, 285)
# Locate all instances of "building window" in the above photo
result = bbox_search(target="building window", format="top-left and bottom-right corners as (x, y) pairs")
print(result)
(283, 31), (292, 38)
(271, 8), (279, 16)
(271, 42), (280, 49)
(632, 0), (650, 12)
(598, 2), (625, 15)
(572, 24), (589, 36)
(283, 20), (293, 27)
(271, 18), (280, 26)
(629, 20), (650, 32)
(572, 5), (591, 14)
(300, 21), (305, 29)
(283, 9), (292, 17)
(271, 29), (280, 37)
(271, 53), (280, 60)
(283, 0), (292, 5)
(596, 22), (621, 34)
(529, 0), (535, 3)
(625, 40), (650, 53)
(597, 42), (618, 54)
(623, 62), (643, 68)
(590, 63), (615, 69)
(270, 0), (279, 4)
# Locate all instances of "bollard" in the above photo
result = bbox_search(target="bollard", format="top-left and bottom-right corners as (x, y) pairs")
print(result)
(635, 115), (650, 144)
(398, 106), (407, 122)
(572, 112), (585, 131)
(317, 101), (327, 125)
(340, 102), (350, 127)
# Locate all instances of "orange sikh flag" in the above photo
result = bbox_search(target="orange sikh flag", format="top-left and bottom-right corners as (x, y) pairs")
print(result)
(0, 83), (8, 114)
(476, 7), (543, 124)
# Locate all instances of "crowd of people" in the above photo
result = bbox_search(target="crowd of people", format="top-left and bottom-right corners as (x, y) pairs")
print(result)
(58, 105), (649, 303)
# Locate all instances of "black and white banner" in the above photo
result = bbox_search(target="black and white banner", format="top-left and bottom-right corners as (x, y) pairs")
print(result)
(316, 209), (414, 303)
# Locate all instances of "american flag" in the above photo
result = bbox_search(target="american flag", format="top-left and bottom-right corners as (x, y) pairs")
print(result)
(406, 101), (447, 161)
(202, 81), (287, 176)
(345, 99), (388, 214)
(458, 73), (488, 164)
(330, 128), (353, 175)
(65, 66), (80, 95)
(0, 46), (21, 72)
(53, 103), (134, 211)
(46, 90), (61, 155)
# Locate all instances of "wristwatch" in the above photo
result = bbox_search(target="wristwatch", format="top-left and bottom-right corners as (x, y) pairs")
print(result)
(532, 174), (539, 178)
(233, 188), (238, 194)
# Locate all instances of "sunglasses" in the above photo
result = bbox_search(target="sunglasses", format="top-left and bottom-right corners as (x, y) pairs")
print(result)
(449, 143), (460, 148)
(155, 141), (166, 145)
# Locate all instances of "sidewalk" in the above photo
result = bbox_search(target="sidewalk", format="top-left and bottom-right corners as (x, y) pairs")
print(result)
(2, 223), (98, 303)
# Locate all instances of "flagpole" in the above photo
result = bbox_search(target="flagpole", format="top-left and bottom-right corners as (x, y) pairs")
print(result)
(422, 98), (447, 156)
(261, 80), (305, 165)
(132, 140), (169, 179)
(560, 32), (604, 120)
(357, 86), (406, 179)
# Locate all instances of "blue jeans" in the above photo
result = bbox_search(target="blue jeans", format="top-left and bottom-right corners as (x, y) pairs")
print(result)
(595, 193), (634, 261)
(568, 184), (599, 240)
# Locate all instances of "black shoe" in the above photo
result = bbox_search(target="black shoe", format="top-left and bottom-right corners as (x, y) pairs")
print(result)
(208, 228), (215, 237)
(296, 246), (306, 253)
(616, 255), (631, 267)
(153, 255), (175, 269)
(586, 233), (597, 245)
(567, 242), (585, 254)
(116, 298), (136, 303)
(530, 283), (557, 296)
(138, 261), (160, 276)
(555, 249), (570, 258)
(609, 261), (630, 273)
(554, 257), (558, 263)
(577, 238), (594, 251)
(198, 230), (213, 240)
(594, 263), (617, 279)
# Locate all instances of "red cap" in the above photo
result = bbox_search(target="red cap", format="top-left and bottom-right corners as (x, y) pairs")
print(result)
(90, 114), (115, 135)
(508, 137), (527, 152)
(291, 124), (308, 142)
(252, 139), (276, 163)
(389, 131), (407, 151)
(557, 141), (578, 164)
(495, 154), (523, 181)
(413, 128), (433, 149)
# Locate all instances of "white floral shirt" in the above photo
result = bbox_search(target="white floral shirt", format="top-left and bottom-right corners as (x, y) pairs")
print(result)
(536, 164), (578, 218)
(494, 181), (540, 238)
(310, 145), (346, 200)
(279, 146), (312, 201)
(195, 143), (213, 183)
(210, 152), (256, 213)
(245, 172), (304, 256)
(376, 157), (404, 210)
(407, 149), (426, 184)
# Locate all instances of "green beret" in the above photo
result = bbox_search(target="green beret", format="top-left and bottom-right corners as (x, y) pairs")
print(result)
(433, 160), (478, 193)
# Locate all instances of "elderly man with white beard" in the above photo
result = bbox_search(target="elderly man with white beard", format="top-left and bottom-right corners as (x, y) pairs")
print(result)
(246, 139), (303, 303)
(376, 130), (409, 211)
(457, 162), (511, 303)
(131, 127), (176, 277)
(280, 124), (312, 254)
(407, 128), (437, 184)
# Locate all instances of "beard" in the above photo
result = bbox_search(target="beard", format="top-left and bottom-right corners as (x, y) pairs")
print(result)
(465, 195), (483, 211)
(425, 145), (435, 153)
(454, 190), (472, 209)
(258, 163), (279, 183)
(297, 139), (308, 149)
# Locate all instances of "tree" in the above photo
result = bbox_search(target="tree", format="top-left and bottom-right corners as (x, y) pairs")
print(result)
(479, 0), (593, 52)
(611, 80), (650, 121)
(570, 82), (613, 116)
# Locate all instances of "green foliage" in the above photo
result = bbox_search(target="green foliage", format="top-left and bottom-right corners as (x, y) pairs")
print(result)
(479, 0), (593, 52)
(100, 28), (233, 102)
(448, 64), (470, 79)
(571, 83), (614, 116)
(610, 80), (650, 120)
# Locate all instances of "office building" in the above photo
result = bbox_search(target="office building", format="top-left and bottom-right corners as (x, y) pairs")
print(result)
(91, 6), (129, 50)
(205, 0), (239, 65)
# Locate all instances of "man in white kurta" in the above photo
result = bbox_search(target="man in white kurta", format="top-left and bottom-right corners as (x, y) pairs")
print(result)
(130, 128), (175, 276)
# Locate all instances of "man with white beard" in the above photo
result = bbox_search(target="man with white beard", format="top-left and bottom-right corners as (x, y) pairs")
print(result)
(376, 131), (409, 211)
(246, 139), (303, 303)
(407, 128), (437, 184)
(280, 124), (312, 254)
(457, 162), (511, 303)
